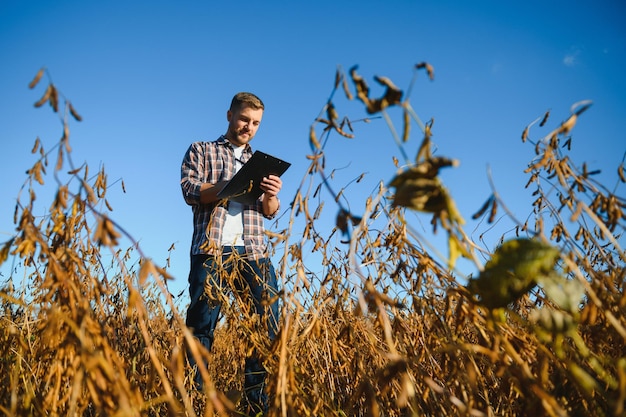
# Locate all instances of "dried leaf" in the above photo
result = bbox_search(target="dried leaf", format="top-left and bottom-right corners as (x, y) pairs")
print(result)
(391, 176), (446, 213)
(55, 146), (64, 172)
(342, 71), (353, 100)
(49, 84), (59, 112)
(327, 102), (339, 123)
(0, 238), (15, 266)
(488, 196), (498, 223)
(309, 125), (321, 150)
(138, 260), (153, 285)
(416, 120), (434, 162)
(28, 161), (45, 185)
(349, 66), (370, 108)
(29, 67), (45, 89)
(34, 84), (52, 108)
(402, 107), (410, 142)
(471, 195), (493, 220)
(415, 62), (435, 81)
(94, 216), (120, 246)
(562, 137), (572, 150)
(521, 126), (529, 143)
(31, 137), (41, 154)
(334, 67), (341, 89)
(371, 75), (403, 113)
(336, 209), (349, 235)
(69, 102), (83, 121)
(84, 181), (97, 204)
(558, 114), (577, 135)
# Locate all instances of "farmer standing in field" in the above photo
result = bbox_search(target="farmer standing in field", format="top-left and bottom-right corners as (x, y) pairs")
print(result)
(180, 92), (282, 415)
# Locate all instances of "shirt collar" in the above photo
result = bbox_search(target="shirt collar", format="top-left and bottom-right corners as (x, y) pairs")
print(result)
(217, 135), (252, 155)
(216, 135), (230, 146)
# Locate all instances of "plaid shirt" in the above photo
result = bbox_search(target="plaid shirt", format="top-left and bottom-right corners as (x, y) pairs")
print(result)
(181, 136), (278, 258)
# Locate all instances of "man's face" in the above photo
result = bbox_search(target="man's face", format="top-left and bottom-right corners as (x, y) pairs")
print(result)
(225, 104), (264, 147)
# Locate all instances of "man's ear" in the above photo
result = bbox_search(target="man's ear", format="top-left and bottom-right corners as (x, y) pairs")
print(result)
(226, 110), (232, 122)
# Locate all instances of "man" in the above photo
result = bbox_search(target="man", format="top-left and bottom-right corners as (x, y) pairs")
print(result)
(180, 92), (282, 414)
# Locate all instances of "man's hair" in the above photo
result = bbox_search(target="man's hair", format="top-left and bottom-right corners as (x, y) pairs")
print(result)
(230, 92), (264, 112)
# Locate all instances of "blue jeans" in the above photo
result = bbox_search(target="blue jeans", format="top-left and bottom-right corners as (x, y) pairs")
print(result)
(186, 246), (279, 408)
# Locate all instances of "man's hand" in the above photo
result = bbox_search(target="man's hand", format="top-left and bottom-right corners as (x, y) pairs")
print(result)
(261, 175), (282, 215)
(260, 175), (282, 197)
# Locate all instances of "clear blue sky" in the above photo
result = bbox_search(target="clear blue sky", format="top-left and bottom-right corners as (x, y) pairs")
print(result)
(1, 0), (624, 301)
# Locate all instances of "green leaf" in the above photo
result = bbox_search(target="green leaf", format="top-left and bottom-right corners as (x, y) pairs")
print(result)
(467, 238), (560, 309)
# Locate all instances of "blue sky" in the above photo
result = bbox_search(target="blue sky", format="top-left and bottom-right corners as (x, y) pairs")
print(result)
(1, 0), (624, 301)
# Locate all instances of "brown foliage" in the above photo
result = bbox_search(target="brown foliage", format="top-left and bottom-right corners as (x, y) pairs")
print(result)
(1, 67), (625, 417)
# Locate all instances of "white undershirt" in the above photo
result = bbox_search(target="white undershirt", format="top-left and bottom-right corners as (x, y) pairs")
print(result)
(221, 145), (245, 246)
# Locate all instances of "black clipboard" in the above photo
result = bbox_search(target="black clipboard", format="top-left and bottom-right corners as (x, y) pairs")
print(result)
(217, 150), (291, 205)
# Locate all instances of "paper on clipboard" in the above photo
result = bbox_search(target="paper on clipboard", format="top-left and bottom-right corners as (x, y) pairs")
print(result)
(217, 150), (291, 205)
